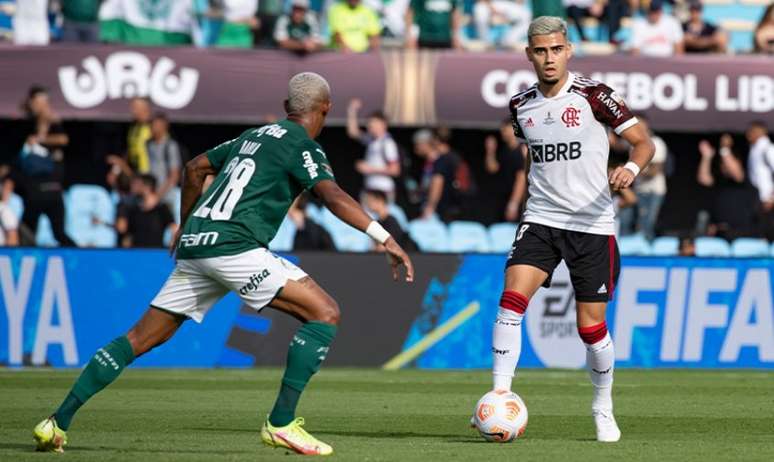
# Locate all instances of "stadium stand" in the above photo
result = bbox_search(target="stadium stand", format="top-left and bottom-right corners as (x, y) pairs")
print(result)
(618, 234), (652, 256)
(409, 219), (450, 253)
(650, 236), (680, 256)
(65, 184), (117, 248)
(488, 223), (516, 254)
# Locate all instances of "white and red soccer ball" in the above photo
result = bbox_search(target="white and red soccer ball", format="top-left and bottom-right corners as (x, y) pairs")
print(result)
(472, 390), (528, 442)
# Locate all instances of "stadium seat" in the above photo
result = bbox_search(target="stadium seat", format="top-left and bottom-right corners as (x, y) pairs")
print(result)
(167, 187), (181, 224)
(731, 238), (770, 257)
(65, 184), (116, 247)
(448, 221), (491, 253)
(36, 215), (58, 247)
(319, 208), (371, 252)
(695, 237), (731, 257)
(651, 236), (679, 256)
(388, 203), (409, 231)
(617, 234), (652, 256)
(488, 223), (516, 253)
(268, 216), (296, 252)
(305, 203), (323, 224)
(7, 193), (23, 220)
(408, 219), (450, 253)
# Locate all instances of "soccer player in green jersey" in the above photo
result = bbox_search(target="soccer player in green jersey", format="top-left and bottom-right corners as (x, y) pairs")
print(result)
(33, 72), (414, 456)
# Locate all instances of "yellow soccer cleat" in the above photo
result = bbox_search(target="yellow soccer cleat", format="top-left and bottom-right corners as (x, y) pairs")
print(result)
(33, 417), (67, 453)
(261, 417), (333, 456)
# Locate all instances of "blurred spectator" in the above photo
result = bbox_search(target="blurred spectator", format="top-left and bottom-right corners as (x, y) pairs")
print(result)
(603, 0), (629, 44)
(256, 0), (284, 46)
(414, 129), (464, 222)
(754, 2), (774, 54)
(682, 1), (726, 54)
(629, 0), (683, 56)
(531, 0), (565, 18)
(274, 0), (324, 54)
(116, 174), (176, 248)
(405, 0), (462, 49)
(61, 0), (101, 43)
(678, 235), (695, 257)
(563, 0), (603, 42)
(146, 113), (182, 211)
(329, 0), (381, 52)
(382, 0), (410, 38)
(0, 165), (19, 246)
(480, 118), (526, 224)
(192, 0), (223, 47)
(18, 86), (77, 246)
(127, 97), (153, 175)
(215, 0), (259, 48)
(745, 121), (774, 239)
(632, 116), (668, 240)
(8, 0), (51, 45)
(287, 193), (336, 250)
(473, 0), (531, 49)
(346, 98), (401, 201)
(696, 135), (758, 239)
(363, 189), (417, 251)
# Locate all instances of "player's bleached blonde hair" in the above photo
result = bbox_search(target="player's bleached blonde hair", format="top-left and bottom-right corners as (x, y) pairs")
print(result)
(527, 16), (568, 40)
(287, 72), (331, 115)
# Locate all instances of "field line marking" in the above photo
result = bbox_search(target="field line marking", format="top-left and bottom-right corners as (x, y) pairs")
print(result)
(382, 301), (480, 370)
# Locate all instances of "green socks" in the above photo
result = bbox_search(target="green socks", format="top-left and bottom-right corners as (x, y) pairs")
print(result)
(54, 336), (135, 430)
(269, 321), (337, 427)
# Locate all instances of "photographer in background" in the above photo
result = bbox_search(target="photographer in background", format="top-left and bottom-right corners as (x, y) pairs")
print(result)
(115, 174), (177, 248)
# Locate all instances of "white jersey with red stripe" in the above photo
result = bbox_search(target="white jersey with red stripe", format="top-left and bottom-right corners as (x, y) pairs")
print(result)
(510, 72), (638, 236)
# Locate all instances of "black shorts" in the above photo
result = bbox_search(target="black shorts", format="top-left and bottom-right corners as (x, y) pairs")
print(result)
(506, 222), (621, 303)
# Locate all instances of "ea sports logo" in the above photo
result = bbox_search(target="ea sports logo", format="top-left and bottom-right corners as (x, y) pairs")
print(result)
(525, 262), (586, 368)
(561, 106), (581, 127)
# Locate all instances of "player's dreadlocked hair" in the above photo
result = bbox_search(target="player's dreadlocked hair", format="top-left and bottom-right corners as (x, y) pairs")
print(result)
(527, 16), (568, 40)
(287, 72), (331, 115)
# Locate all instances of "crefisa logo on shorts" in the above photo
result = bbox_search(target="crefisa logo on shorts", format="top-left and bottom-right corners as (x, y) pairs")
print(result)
(239, 269), (271, 295)
(526, 262), (586, 368)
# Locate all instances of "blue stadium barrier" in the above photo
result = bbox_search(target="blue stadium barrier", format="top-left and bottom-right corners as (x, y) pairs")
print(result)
(731, 238), (770, 257)
(448, 221), (491, 253)
(409, 219), (450, 253)
(488, 223), (516, 253)
(695, 237), (732, 257)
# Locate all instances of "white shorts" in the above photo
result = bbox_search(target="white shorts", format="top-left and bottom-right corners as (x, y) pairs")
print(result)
(150, 248), (307, 323)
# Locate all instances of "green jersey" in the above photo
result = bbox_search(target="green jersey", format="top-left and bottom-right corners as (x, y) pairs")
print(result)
(411, 0), (460, 44)
(176, 119), (334, 260)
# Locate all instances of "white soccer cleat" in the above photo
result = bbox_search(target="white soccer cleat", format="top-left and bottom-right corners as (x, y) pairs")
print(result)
(592, 409), (621, 443)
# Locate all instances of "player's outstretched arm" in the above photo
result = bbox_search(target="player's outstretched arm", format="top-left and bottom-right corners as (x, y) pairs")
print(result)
(313, 179), (414, 282)
(169, 153), (218, 254)
(609, 123), (655, 191)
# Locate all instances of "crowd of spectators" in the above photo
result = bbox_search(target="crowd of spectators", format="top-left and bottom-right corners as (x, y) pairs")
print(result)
(0, 0), (770, 54)
(1, 81), (773, 250)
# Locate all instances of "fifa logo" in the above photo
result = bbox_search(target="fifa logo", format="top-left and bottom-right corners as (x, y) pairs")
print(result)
(561, 106), (581, 128)
(58, 52), (199, 109)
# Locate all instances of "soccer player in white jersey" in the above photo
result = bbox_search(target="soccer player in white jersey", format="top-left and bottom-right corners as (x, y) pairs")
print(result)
(489, 16), (655, 442)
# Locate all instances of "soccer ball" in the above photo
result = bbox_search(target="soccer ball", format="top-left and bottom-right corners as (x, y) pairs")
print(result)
(472, 390), (528, 442)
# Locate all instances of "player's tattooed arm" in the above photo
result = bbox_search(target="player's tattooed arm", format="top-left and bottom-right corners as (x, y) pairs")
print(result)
(609, 123), (655, 191)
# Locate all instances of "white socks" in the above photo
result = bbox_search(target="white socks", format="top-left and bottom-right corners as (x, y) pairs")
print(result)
(580, 325), (615, 411)
(492, 291), (529, 391)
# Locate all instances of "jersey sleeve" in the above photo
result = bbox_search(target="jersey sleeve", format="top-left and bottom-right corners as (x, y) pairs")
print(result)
(288, 141), (336, 190)
(509, 100), (526, 142)
(205, 137), (238, 171)
(588, 84), (638, 135)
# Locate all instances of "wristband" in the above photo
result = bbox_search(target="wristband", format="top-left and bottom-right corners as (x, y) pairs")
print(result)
(623, 161), (641, 177)
(366, 221), (391, 244)
(719, 147), (731, 157)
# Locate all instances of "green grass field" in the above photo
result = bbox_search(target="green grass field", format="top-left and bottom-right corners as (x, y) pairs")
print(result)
(2, 368), (773, 461)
